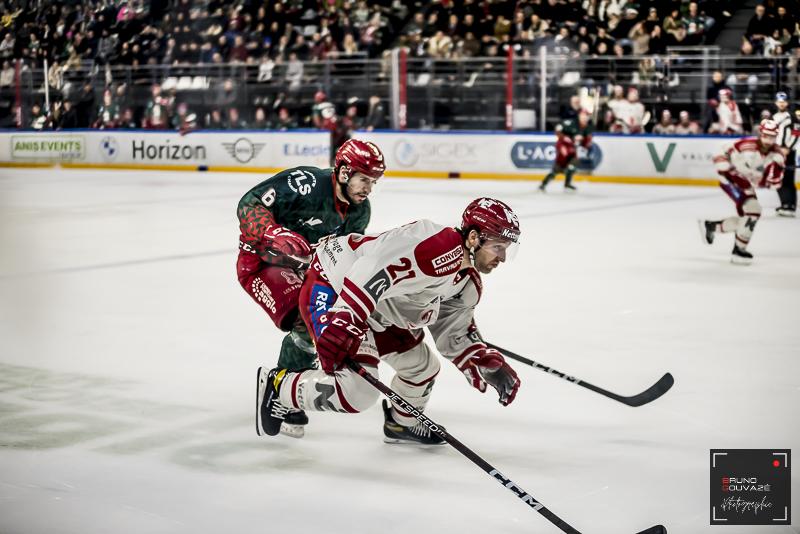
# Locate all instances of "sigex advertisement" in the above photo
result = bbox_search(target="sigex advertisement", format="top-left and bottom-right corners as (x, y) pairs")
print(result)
(359, 131), (736, 182)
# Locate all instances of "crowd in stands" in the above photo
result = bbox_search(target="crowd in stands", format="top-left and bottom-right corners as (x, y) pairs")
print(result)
(0, 0), (796, 134)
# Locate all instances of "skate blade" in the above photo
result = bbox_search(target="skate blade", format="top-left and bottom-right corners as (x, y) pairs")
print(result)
(776, 210), (796, 218)
(280, 423), (305, 439)
(730, 255), (752, 265)
(383, 436), (446, 447)
(256, 367), (267, 436)
(697, 219), (713, 245)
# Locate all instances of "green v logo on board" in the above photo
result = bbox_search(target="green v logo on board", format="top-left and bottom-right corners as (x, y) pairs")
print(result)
(646, 142), (676, 173)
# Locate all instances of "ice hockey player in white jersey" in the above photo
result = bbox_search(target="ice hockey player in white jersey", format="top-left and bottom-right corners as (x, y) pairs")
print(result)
(256, 198), (522, 444)
(700, 119), (785, 264)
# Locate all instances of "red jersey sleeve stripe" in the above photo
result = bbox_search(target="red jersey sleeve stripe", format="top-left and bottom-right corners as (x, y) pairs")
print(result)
(339, 291), (370, 323)
(451, 343), (486, 366)
(343, 278), (376, 312)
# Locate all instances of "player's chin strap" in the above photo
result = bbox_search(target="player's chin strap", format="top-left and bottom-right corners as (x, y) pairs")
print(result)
(335, 165), (355, 204)
(463, 229), (485, 268)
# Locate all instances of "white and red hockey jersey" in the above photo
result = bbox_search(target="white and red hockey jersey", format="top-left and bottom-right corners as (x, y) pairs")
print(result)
(716, 100), (744, 135)
(316, 219), (484, 360)
(713, 137), (785, 188)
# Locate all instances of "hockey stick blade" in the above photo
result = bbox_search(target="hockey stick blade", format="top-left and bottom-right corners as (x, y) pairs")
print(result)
(487, 343), (674, 407)
(636, 525), (667, 534)
(614, 373), (673, 407)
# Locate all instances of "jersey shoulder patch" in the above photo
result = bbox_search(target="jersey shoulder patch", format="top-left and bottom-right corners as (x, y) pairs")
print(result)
(414, 226), (464, 277)
(454, 267), (483, 305)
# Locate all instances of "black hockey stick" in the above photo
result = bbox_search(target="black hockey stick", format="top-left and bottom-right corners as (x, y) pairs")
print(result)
(487, 343), (674, 408)
(346, 359), (666, 534)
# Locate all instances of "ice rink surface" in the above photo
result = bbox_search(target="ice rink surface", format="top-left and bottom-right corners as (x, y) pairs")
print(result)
(0, 168), (798, 534)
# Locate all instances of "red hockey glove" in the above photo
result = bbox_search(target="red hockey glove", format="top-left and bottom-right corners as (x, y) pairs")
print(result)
(316, 309), (366, 374)
(764, 163), (784, 188)
(262, 224), (312, 260)
(719, 170), (750, 190)
(454, 346), (520, 406)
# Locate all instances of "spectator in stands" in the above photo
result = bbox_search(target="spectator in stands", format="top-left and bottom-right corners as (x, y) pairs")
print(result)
(341, 33), (360, 57)
(118, 108), (137, 129)
(312, 91), (336, 129)
(226, 107), (246, 129)
(529, 14), (550, 41)
(428, 31), (453, 58)
(143, 84), (169, 129)
(365, 95), (386, 131)
(0, 33), (15, 60)
(94, 88), (120, 129)
(206, 109), (224, 129)
(663, 9), (686, 44)
(75, 82), (96, 128)
(216, 78), (238, 109)
(562, 94), (582, 121)
(342, 99), (360, 134)
(29, 103), (49, 130)
(652, 110), (676, 134)
(685, 2), (711, 44)
(257, 55), (275, 82)
(284, 52), (303, 91)
(606, 85), (627, 130)
(0, 60), (13, 87)
(674, 111), (701, 134)
(773, 6), (795, 44)
(706, 71), (731, 102)
(55, 99), (78, 129)
(271, 106), (297, 130)
(171, 102), (195, 132)
(252, 107), (269, 130)
(745, 4), (773, 54)
(608, 86), (646, 133)
(708, 89), (744, 134)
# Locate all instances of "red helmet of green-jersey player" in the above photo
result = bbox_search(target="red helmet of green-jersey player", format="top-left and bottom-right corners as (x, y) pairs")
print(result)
(335, 139), (386, 180)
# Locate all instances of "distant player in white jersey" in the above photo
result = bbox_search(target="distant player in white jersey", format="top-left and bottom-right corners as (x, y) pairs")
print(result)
(256, 198), (522, 444)
(700, 119), (785, 264)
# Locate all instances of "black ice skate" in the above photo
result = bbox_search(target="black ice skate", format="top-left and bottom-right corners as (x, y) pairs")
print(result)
(564, 183), (578, 192)
(256, 367), (291, 436)
(731, 245), (753, 265)
(776, 206), (796, 217)
(280, 409), (309, 438)
(382, 400), (445, 446)
(698, 219), (716, 245)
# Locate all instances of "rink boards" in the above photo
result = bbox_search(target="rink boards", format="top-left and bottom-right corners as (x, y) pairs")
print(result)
(1, 129), (797, 187)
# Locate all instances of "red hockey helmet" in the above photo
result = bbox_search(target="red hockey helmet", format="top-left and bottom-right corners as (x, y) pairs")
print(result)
(461, 198), (520, 243)
(759, 118), (779, 137)
(335, 139), (386, 179)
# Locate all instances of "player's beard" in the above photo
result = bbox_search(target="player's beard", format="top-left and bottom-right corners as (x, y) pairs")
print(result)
(344, 183), (368, 204)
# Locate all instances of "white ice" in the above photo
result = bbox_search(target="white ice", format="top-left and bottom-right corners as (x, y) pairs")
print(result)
(0, 168), (798, 534)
